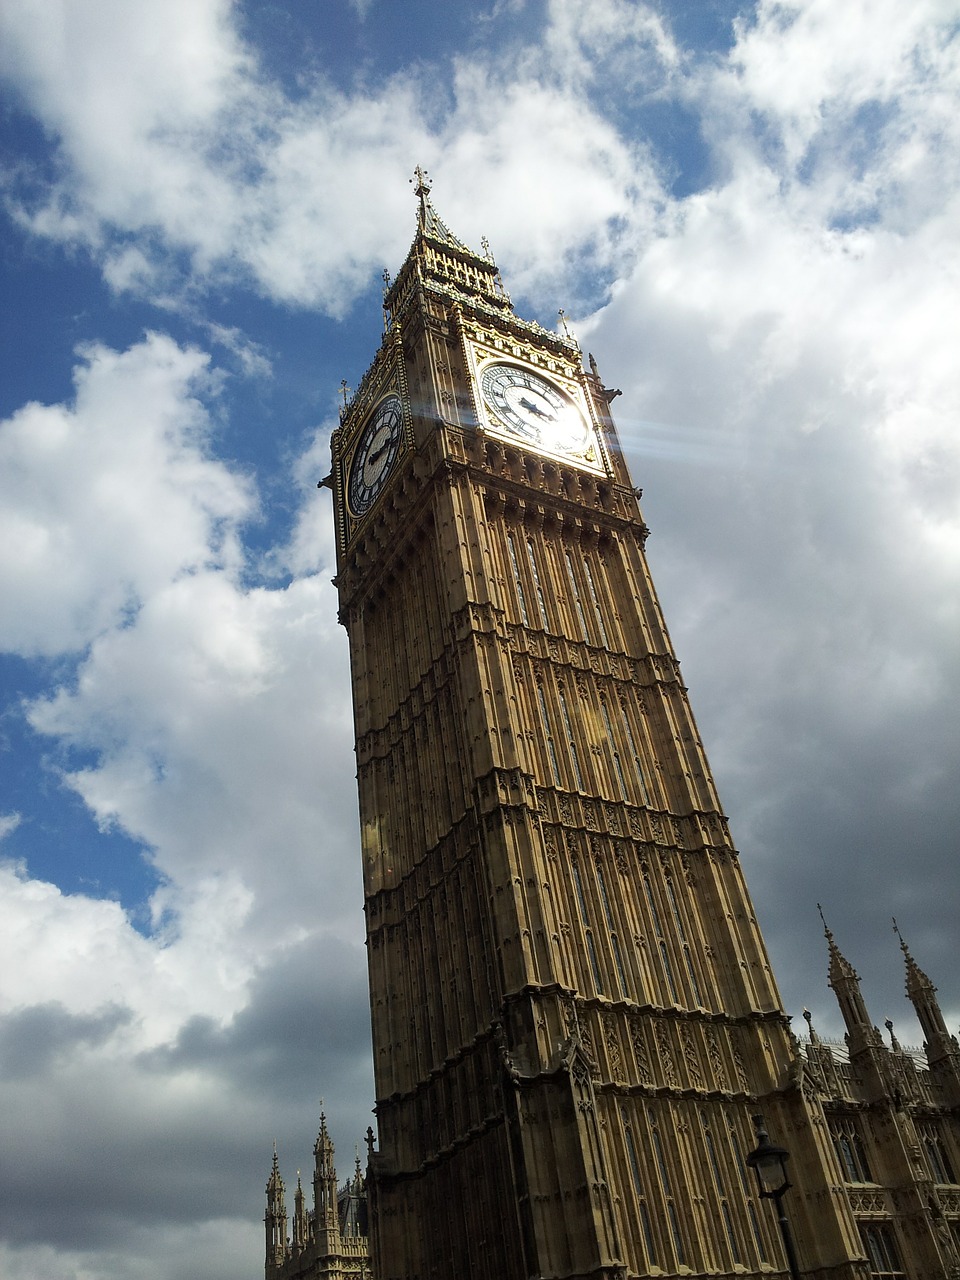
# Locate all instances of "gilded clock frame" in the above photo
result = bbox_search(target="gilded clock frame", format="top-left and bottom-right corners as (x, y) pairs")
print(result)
(464, 338), (609, 475)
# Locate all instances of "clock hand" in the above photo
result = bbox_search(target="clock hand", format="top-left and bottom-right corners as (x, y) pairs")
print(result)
(368, 438), (392, 465)
(518, 396), (555, 422)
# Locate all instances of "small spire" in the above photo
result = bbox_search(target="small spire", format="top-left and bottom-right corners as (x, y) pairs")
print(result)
(893, 917), (933, 998)
(893, 917), (955, 1056)
(884, 1018), (903, 1052)
(802, 1007), (821, 1044)
(382, 267), (393, 330)
(266, 1143), (285, 1197)
(819, 904), (858, 984)
(819, 905), (876, 1042)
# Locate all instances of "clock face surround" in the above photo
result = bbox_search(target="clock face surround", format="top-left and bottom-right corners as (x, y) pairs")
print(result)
(479, 362), (593, 460)
(347, 395), (404, 517)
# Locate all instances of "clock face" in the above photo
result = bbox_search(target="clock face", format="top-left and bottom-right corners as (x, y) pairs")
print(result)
(347, 395), (404, 516)
(479, 363), (593, 459)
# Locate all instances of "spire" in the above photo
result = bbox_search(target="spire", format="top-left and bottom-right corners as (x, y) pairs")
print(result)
(410, 164), (472, 253)
(383, 168), (513, 327)
(313, 1108), (339, 1233)
(264, 1145), (288, 1274)
(292, 1171), (309, 1253)
(893, 918), (941, 1010)
(819, 905), (877, 1048)
(893, 919), (959, 1079)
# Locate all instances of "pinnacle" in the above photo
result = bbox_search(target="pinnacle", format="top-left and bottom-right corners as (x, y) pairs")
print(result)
(819, 904), (859, 986)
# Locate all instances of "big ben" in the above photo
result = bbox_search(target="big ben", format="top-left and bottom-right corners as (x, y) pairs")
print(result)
(325, 172), (943, 1280)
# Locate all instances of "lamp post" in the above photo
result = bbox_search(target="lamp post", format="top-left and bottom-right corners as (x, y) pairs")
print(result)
(745, 1113), (802, 1280)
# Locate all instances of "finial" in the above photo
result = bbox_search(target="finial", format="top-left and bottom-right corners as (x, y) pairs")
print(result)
(893, 916), (922, 973)
(892, 917), (916, 964)
(365, 1126), (375, 1158)
(480, 235), (493, 262)
(817, 903), (835, 941)
(802, 1007), (821, 1044)
(339, 380), (349, 410)
(411, 165), (434, 231)
(381, 268), (393, 331)
(558, 308), (572, 338)
(412, 165), (431, 198)
(884, 1017), (903, 1051)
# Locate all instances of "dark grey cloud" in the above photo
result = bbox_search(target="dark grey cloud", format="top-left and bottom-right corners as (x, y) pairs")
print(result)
(141, 932), (373, 1099)
(0, 1002), (133, 1080)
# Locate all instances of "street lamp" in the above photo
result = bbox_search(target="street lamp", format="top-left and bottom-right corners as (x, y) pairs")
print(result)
(745, 1114), (802, 1280)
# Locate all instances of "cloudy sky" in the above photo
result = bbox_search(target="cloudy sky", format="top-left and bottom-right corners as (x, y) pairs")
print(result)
(1, 1), (958, 1276)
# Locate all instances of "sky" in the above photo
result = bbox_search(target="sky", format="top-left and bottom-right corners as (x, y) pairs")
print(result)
(1, 1), (958, 1276)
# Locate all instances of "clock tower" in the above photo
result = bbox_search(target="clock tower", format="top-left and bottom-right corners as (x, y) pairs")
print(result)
(328, 173), (867, 1280)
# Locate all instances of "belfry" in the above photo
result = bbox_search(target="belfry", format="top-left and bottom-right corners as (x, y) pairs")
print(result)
(271, 173), (960, 1280)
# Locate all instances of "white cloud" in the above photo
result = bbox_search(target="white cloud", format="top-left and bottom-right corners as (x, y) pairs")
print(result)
(0, 0), (665, 313)
(706, 0), (960, 231)
(0, 330), (359, 1036)
(0, 862), (237, 1040)
(0, 813), (22, 841)
(26, 570), (361, 945)
(0, 334), (254, 657)
(542, 0), (680, 89)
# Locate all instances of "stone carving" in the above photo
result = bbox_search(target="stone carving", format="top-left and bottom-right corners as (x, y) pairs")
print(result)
(631, 1021), (652, 1086)
(604, 1013), (624, 1082)
(681, 1025), (703, 1088)
(655, 1024), (679, 1088)
(706, 1027), (728, 1090)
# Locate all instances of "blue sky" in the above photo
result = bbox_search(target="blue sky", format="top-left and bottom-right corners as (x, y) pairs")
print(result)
(2, 2), (959, 1277)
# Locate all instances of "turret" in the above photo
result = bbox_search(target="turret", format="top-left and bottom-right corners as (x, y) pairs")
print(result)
(264, 1146), (288, 1277)
(313, 1110), (340, 1251)
(821, 906), (882, 1056)
(292, 1172), (309, 1254)
(894, 919), (960, 1103)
